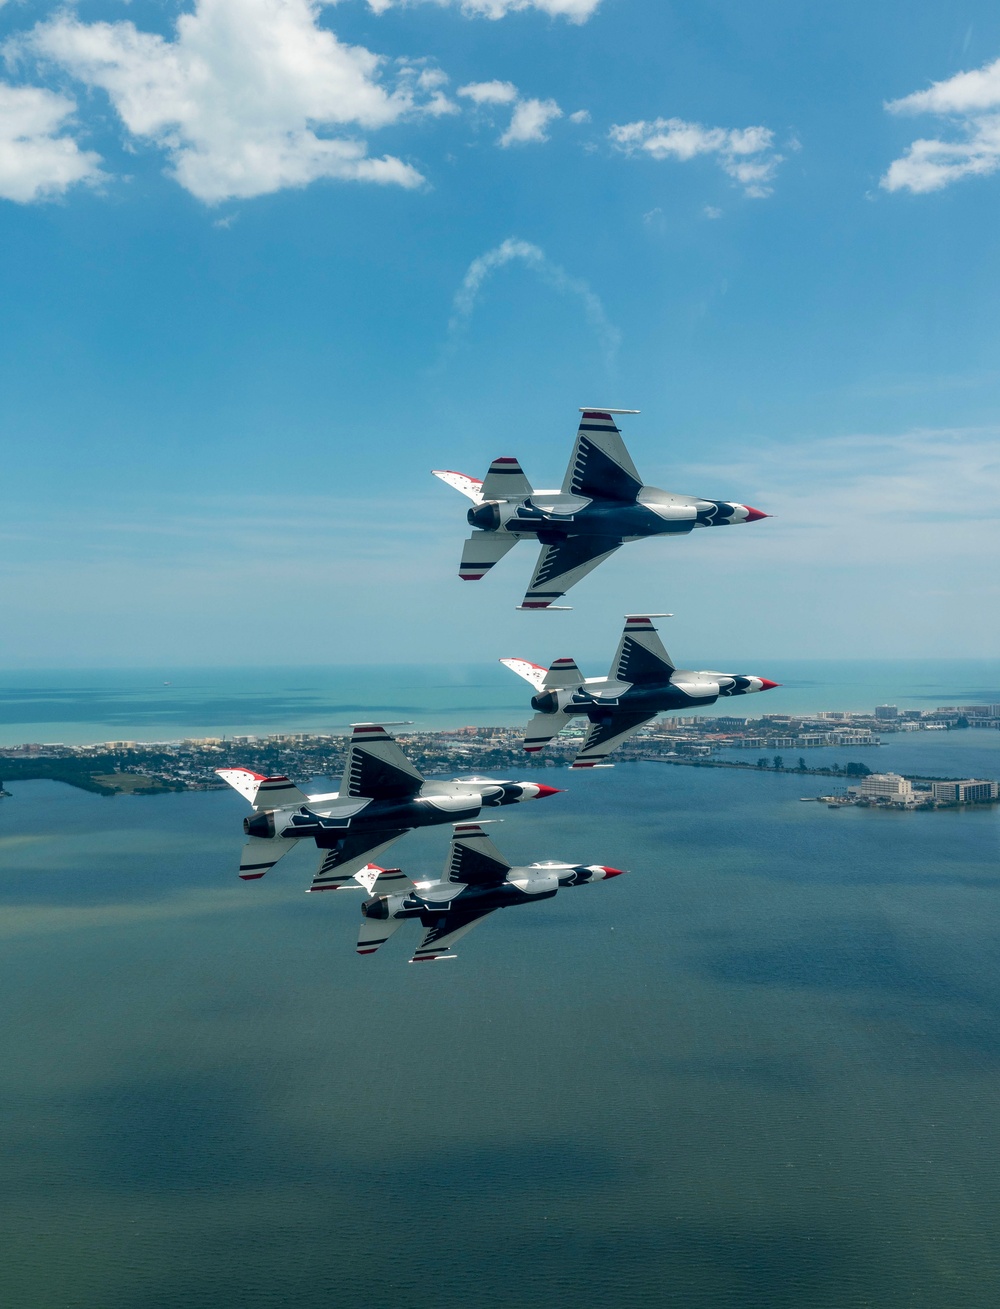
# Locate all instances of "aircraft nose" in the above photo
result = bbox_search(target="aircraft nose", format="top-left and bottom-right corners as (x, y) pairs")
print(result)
(533, 784), (563, 799)
(743, 506), (769, 522)
(599, 866), (626, 878)
(758, 679), (781, 691)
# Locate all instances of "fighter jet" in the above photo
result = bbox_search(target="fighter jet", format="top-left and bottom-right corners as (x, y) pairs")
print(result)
(434, 408), (768, 609)
(217, 724), (560, 889)
(354, 823), (624, 962)
(502, 614), (779, 768)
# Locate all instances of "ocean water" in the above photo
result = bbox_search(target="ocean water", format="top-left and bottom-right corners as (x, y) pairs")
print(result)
(2, 734), (1000, 1308)
(1, 659), (999, 746)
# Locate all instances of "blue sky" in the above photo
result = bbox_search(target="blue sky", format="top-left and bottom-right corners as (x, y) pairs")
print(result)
(0, 0), (998, 667)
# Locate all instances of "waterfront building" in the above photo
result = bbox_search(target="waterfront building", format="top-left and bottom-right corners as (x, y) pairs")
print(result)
(853, 773), (914, 800)
(932, 779), (1000, 803)
(875, 705), (898, 720)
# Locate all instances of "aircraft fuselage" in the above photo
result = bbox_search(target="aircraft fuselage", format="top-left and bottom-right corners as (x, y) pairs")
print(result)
(362, 863), (620, 923)
(468, 487), (756, 541)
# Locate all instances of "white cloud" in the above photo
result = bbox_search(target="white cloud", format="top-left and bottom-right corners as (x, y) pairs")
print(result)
(882, 56), (1000, 194)
(608, 116), (782, 197)
(703, 204), (722, 219)
(449, 236), (619, 366)
(457, 79), (518, 105)
(568, 109), (590, 124)
(0, 82), (104, 202)
(366, 0), (601, 20)
(500, 97), (562, 146)
(16, 0), (447, 203)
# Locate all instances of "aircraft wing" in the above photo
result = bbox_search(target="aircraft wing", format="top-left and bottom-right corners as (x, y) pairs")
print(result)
(444, 823), (511, 885)
(523, 709), (575, 753)
(307, 830), (409, 891)
(570, 712), (658, 768)
(340, 725), (423, 800)
(237, 836), (301, 880)
(610, 615), (675, 685)
(561, 411), (642, 502)
(460, 533), (518, 581)
(410, 907), (498, 962)
(519, 536), (622, 609)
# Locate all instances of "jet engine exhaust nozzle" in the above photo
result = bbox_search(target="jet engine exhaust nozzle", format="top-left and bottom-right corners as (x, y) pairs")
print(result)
(467, 502), (501, 531)
(361, 896), (390, 920)
(243, 811), (276, 838)
(530, 690), (560, 714)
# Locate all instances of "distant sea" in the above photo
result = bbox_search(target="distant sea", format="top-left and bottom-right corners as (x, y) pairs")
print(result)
(2, 736), (1000, 1308)
(1, 659), (999, 746)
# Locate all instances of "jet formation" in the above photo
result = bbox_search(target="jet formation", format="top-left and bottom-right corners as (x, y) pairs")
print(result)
(435, 408), (767, 609)
(502, 614), (779, 768)
(217, 723), (559, 889)
(354, 822), (623, 962)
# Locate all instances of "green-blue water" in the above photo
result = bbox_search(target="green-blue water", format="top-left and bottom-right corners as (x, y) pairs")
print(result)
(3, 732), (1000, 1307)
(1, 658), (999, 744)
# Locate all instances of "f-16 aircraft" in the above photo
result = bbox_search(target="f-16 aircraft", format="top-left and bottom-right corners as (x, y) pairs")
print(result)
(354, 823), (624, 962)
(217, 724), (560, 889)
(434, 408), (768, 609)
(502, 614), (779, 768)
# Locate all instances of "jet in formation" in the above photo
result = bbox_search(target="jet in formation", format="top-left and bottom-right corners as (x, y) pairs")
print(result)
(354, 822), (624, 962)
(502, 614), (779, 768)
(217, 724), (560, 889)
(434, 408), (768, 609)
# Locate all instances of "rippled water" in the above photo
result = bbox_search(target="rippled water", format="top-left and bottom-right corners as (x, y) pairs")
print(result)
(2, 734), (1000, 1307)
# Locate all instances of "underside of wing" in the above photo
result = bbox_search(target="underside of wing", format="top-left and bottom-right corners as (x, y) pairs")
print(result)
(445, 823), (512, 885)
(237, 836), (301, 880)
(562, 412), (642, 502)
(357, 915), (407, 956)
(340, 725), (423, 800)
(523, 709), (576, 752)
(571, 712), (658, 768)
(307, 830), (408, 891)
(410, 907), (498, 962)
(460, 533), (518, 581)
(610, 616), (675, 685)
(520, 536), (622, 609)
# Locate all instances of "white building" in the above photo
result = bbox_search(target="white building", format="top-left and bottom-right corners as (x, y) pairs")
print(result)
(932, 779), (999, 803)
(851, 773), (914, 801)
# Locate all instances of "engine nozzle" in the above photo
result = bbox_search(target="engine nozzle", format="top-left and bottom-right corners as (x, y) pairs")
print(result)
(361, 896), (390, 920)
(530, 690), (560, 713)
(467, 502), (501, 530)
(243, 811), (276, 838)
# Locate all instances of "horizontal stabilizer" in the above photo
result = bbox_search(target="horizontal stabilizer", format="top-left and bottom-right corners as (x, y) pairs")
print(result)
(357, 915), (406, 956)
(217, 769), (309, 811)
(340, 724), (423, 801)
(481, 457), (533, 501)
(460, 533), (518, 581)
(445, 823), (511, 885)
(500, 657), (548, 690)
(523, 709), (575, 753)
(410, 908), (497, 962)
(238, 835), (301, 880)
(354, 864), (415, 895)
(433, 469), (484, 503)
(543, 657), (582, 690)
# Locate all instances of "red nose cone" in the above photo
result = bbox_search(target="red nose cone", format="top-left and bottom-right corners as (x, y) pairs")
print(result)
(534, 785), (563, 798)
(600, 866), (626, 878)
(759, 679), (781, 691)
(744, 506), (769, 522)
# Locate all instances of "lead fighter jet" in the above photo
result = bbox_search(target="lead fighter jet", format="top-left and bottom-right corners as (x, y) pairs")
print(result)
(434, 408), (767, 609)
(217, 724), (559, 889)
(353, 823), (624, 962)
(502, 615), (779, 768)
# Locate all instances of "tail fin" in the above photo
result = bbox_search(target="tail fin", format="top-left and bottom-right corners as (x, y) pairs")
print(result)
(481, 458), (533, 501)
(339, 725), (424, 800)
(445, 823), (511, 885)
(217, 769), (309, 811)
(433, 469), (484, 503)
(500, 657), (548, 690)
(354, 864), (415, 895)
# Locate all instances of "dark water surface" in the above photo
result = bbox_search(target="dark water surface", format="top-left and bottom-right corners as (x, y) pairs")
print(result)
(2, 742), (1000, 1307)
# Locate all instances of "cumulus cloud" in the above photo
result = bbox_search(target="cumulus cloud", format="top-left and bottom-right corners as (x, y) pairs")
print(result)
(366, 0), (601, 20)
(0, 82), (104, 202)
(16, 0), (449, 203)
(882, 56), (1000, 194)
(499, 97), (562, 146)
(457, 79), (518, 105)
(449, 236), (619, 366)
(608, 116), (782, 197)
